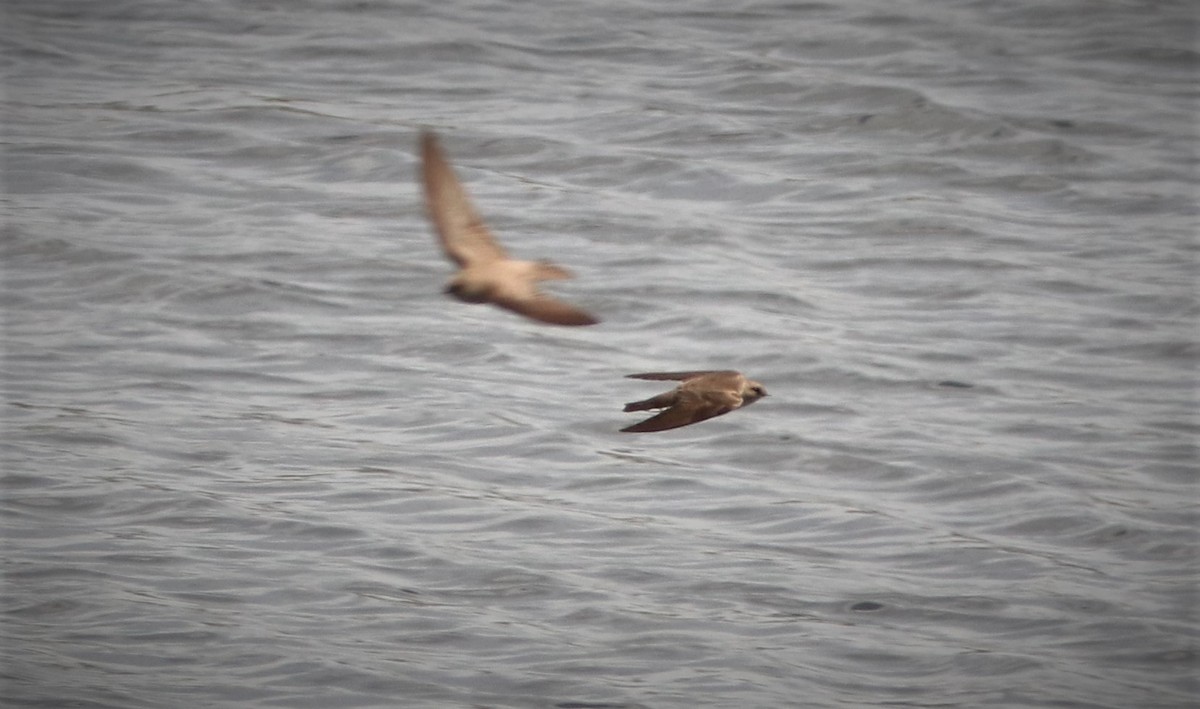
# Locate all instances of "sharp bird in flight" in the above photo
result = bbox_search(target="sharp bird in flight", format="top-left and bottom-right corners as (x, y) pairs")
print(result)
(419, 131), (599, 326)
(620, 370), (768, 433)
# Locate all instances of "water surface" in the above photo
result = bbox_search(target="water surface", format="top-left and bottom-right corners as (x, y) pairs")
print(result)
(3, 1), (1197, 707)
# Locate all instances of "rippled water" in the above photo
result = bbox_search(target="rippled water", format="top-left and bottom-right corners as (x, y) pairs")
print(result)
(3, 1), (1197, 707)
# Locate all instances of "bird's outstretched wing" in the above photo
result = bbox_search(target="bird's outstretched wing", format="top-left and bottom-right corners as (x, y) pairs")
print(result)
(420, 131), (508, 268)
(493, 293), (599, 326)
(624, 370), (731, 382)
(620, 390), (741, 433)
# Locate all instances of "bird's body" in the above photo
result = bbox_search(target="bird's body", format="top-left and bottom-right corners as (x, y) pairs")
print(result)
(621, 370), (767, 433)
(419, 131), (598, 326)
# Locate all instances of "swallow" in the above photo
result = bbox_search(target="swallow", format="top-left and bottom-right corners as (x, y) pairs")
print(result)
(419, 130), (599, 326)
(620, 370), (768, 433)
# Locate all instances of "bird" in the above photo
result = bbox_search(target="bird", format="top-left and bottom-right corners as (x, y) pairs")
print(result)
(620, 370), (767, 433)
(419, 130), (599, 326)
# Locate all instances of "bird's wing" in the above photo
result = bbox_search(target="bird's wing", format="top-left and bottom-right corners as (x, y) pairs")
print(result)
(492, 293), (599, 327)
(420, 131), (508, 268)
(620, 389), (741, 433)
(624, 370), (734, 382)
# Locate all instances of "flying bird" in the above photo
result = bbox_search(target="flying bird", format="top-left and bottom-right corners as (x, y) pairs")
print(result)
(620, 370), (768, 433)
(419, 130), (599, 326)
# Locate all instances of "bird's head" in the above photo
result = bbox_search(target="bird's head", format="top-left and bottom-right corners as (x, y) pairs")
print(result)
(742, 381), (768, 405)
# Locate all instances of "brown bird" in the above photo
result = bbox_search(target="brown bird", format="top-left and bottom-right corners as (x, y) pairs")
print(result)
(419, 130), (599, 326)
(620, 370), (768, 433)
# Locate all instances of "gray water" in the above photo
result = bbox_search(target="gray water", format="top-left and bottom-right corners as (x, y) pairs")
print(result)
(3, 1), (1197, 707)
